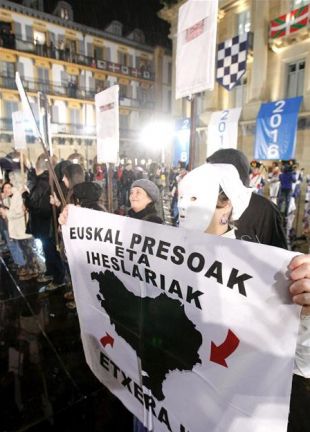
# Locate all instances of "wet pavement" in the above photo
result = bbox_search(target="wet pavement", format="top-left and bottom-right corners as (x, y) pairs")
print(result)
(0, 250), (132, 432)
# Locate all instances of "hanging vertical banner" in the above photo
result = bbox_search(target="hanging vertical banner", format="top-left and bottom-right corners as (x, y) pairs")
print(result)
(172, 118), (190, 166)
(95, 85), (119, 164)
(207, 108), (242, 157)
(12, 111), (27, 150)
(254, 97), (302, 160)
(176, 0), (218, 99)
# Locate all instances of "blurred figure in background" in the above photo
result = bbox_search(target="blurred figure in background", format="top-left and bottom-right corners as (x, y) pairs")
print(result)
(268, 161), (281, 205)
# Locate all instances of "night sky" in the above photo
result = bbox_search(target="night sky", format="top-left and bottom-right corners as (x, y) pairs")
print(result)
(15, 0), (171, 48)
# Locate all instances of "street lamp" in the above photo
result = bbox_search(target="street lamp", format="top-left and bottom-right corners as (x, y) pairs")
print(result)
(140, 120), (174, 165)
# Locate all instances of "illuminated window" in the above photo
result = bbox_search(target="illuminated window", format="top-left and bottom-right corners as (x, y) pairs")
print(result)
(33, 30), (45, 44)
(237, 9), (251, 34)
(286, 60), (305, 98)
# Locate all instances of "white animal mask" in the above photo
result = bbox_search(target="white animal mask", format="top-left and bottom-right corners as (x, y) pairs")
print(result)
(178, 163), (253, 232)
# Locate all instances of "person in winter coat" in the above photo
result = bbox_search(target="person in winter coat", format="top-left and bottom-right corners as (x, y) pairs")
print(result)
(206, 148), (287, 249)
(128, 179), (163, 224)
(22, 157), (65, 289)
(0, 181), (26, 274)
(4, 170), (39, 280)
(128, 178), (163, 432)
(178, 163), (310, 432)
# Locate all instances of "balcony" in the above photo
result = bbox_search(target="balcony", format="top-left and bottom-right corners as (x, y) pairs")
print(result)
(0, 73), (97, 100)
(269, 5), (310, 51)
(0, 35), (154, 81)
(0, 74), (155, 109)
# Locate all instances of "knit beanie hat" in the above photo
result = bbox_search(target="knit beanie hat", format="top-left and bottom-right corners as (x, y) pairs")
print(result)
(206, 148), (250, 187)
(131, 179), (160, 203)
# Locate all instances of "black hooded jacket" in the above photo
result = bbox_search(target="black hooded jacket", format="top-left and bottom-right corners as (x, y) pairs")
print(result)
(22, 170), (52, 238)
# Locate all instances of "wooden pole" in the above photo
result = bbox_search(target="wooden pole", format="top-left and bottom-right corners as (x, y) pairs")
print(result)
(188, 95), (197, 171)
(106, 162), (114, 213)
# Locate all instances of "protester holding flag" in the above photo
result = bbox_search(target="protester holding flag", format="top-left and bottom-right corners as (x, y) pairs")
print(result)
(23, 157), (66, 290)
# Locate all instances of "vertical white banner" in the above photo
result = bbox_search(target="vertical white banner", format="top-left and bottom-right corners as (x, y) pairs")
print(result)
(12, 111), (27, 150)
(207, 107), (242, 157)
(176, 0), (218, 99)
(95, 85), (119, 164)
(15, 72), (40, 138)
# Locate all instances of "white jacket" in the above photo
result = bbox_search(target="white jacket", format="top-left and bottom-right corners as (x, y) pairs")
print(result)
(4, 188), (32, 240)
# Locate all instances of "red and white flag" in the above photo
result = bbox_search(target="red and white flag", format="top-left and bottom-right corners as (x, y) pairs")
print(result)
(176, 0), (218, 99)
(270, 5), (309, 39)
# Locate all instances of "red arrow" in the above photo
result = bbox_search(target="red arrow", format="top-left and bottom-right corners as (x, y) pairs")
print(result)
(100, 333), (114, 348)
(210, 329), (240, 368)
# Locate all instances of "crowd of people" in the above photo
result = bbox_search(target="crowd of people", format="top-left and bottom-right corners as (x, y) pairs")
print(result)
(0, 148), (310, 431)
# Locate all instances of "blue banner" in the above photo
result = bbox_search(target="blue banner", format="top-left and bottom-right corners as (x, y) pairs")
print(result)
(172, 118), (190, 167)
(254, 96), (302, 160)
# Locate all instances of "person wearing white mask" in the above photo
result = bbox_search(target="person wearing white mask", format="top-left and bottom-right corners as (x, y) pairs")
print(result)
(178, 163), (252, 238)
(178, 162), (310, 432)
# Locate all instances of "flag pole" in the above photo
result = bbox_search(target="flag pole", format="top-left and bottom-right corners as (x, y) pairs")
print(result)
(106, 162), (113, 213)
(15, 73), (65, 206)
(188, 95), (197, 171)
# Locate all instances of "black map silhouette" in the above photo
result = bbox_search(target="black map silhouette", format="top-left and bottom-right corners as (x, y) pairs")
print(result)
(91, 270), (202, 401)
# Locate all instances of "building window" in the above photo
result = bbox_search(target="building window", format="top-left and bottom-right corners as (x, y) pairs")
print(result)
(60, 8), (69, 20)
(33, 29), (45, 45)
(120, 114), (129, 130)
(0, 61), (15, 77)
(168, 62), (172, 84)
(237, 9), (251, 34)
(4, 100), (18, 119)
(286, 60), (305, 98)
(234, 76), (247, 107)
(118, 51), (129, 66)
(94, 46), (103, 61)
(70, 108), (80, 125)
(37, 67), (49, 93)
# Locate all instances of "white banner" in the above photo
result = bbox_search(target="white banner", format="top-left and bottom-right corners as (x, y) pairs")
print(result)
(12, 111), (27, 150)
(63, 206), (300, 432)
(176, 0), (218, 99)
(207, 108), (242, 157)
(95, 85), (119, 164)
(15, 72), (40, 138)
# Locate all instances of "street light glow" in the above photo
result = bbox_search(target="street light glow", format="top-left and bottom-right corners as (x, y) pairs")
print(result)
(140, 121), (174, 149)
(140, 120), (174, 164)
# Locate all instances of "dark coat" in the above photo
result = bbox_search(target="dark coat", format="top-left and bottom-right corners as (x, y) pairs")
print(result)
(22, 171), (52, 238)
(128, 202), (163, 224)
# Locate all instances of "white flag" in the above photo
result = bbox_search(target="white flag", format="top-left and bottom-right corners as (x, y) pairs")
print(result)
(12, 111), (27, 150)
(95, 85), (119, 164)
(207, 107), (242, 157)
(176, 0), (218, 99)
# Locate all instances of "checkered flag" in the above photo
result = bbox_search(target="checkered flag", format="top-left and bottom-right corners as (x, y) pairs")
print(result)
(216, 32), (248, 91)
